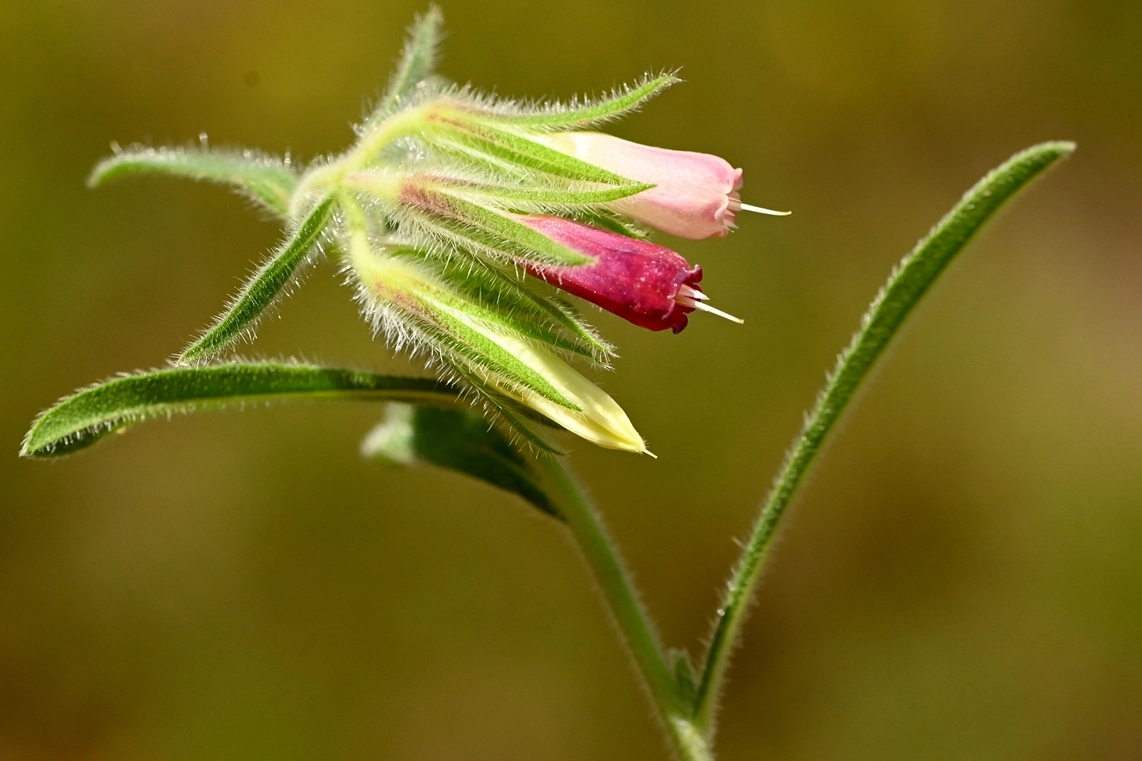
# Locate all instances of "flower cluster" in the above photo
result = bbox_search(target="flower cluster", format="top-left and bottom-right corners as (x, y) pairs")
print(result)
(96, 9), (787, 454)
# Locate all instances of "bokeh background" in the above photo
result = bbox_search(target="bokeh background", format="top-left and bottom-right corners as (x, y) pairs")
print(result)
(3, 0), (1141, 759)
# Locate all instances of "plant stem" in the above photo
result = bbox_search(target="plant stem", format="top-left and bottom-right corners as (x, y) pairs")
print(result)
(691, 141), (1076, 737)
(538, 454), (713, 761)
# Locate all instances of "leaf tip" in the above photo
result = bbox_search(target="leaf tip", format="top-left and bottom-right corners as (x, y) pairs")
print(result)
(86, 157), (115, 189)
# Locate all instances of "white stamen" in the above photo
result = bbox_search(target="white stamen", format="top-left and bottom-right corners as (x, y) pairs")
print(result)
(674, 294), (744, 324)
(677, 284), (708, 301)
(738, 203), (791, 216)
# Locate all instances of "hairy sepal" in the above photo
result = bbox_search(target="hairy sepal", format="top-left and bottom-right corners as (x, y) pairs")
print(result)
(395, 182), (593, 267)
(352, 253), (582, 412)
(417, 107), (639, 185)
(468, 73), (680, 131)
(417, 254), (615, 365)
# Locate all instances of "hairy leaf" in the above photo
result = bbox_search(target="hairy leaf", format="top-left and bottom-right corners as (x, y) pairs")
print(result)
(693, 141), (1077, 734)
(89, 146), (298, 219)
(179, 197), (335, 364)
(22, 362), (461, 458)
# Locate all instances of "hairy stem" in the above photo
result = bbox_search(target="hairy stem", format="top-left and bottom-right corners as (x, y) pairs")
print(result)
(538, 455), (713, 761)
(692, 141), (1075, 737)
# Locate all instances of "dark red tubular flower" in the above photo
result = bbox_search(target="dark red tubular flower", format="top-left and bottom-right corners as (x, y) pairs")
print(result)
(515, 215), (741, 334)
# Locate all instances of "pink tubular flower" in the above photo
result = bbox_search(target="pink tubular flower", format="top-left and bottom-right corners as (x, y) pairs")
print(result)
(545, 132), (746, 239)
(515, 215), (741, 333)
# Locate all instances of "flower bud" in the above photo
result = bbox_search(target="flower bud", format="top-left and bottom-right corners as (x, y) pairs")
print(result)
(350, 243), (647, 453)
(515, 215), (742, 333)
(544, 132), (743, 239)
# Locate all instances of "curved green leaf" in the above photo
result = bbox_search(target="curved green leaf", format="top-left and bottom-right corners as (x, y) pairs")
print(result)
(693, 140), (1077, 735)
(179, 197), (335, 364)
(89, 146), (299, 219)
(364, 403), (559, 519)
(22, 362), (460, 458)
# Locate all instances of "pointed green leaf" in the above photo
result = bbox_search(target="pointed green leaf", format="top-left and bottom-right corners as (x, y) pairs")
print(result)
(427, 120), (637, 185)
(486, 73), (680, 130)
(21, 362), (460, 458)
(179, 197), (335, 363)
(364, 6), (445, 130)
(407, 186), (592, 266)
(693, 141), (1077, 732)
(89, 146), (299, 219)
(363, 403), (560, 519)
(454, 179), (653, 206)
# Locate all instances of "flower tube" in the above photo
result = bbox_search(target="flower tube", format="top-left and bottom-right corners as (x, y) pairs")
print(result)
(544, 132), (788, 239)
(515, 215), (742, 333)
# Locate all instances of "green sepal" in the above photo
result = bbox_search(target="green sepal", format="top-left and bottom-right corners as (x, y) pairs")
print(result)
(363, 403), (561, 519)
(449, 178), (654, 206)
(451, 367), (565, 455)
(424, 117), (637, 186)
(403, 185), (592, 266)
(364, 6), (445, 130)
(390, 249), (613, 364)
(89, 145), (299, 219)
(480, 73), (679, 131)
(369, 296), (580, 446)
(418, 306), (581, 411)
(21, 362), (460, 458)
(179, 197), (335, 364)
(443, 268), (613, 365)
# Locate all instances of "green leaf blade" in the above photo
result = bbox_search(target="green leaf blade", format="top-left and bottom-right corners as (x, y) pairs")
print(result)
(692, 141), (1076, 735)
(89, 146), (299, 219)
(179, 197), (335, 364)
(21, 363), (461, 458)
(363, 403), (560, 519)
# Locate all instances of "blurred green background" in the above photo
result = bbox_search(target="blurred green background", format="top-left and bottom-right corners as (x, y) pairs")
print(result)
(3, 0), (1141, 759)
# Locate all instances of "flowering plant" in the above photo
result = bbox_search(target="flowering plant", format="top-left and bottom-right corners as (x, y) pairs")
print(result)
(20, 8), (1072, 759)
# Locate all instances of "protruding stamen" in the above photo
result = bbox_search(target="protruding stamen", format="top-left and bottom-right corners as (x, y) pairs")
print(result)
(677, 284), (708, 301)
(674, 294), (744, 324)
(738, 202), (791, 216)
